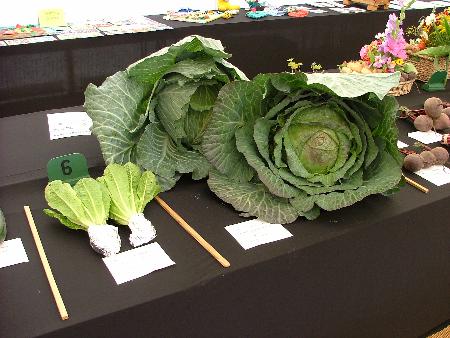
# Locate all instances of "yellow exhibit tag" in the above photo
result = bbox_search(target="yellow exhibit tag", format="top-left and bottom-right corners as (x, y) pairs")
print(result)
(38, 8), (66, 27)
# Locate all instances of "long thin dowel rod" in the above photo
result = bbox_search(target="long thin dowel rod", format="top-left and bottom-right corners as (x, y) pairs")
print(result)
(24, 206), (69, 320)
(154, 196), (230, 268)
(403, 175), (429, 193)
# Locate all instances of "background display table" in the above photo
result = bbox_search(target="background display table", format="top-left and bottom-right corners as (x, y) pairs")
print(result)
(0, 8), (431, 117)
(0, 87), (449, 337)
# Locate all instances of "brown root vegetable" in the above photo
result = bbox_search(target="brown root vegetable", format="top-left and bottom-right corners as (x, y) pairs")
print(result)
(414, 115), (433, 132)
(403, 154), (424, 172)
(420, 150), (437, 168)
(424, 97), (443, 119)
(433, 113), (450, 130)
(442, 107), (450, 117)
(431, 146), (449, 165)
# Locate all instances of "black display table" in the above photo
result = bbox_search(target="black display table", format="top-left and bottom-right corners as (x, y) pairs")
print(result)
(0, 86), (449, 337)
(0, 7), (430, 117)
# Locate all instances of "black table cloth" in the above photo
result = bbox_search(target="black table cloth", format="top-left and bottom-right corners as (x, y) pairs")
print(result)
(0, 7), (430, 117)
(0, 85), (449, 337)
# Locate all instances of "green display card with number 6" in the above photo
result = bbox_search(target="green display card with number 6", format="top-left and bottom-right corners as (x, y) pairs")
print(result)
(47, 153), (89, 185)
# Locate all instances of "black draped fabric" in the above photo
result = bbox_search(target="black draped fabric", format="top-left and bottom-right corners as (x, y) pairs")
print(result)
(0, 85), (449, 337)
(0, 8), (429, 117)
(1, 6), (450, 338)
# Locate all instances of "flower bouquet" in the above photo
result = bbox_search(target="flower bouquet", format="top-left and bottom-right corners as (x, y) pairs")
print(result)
(340, 1), (417, 95)
(407, 7), (450, 82)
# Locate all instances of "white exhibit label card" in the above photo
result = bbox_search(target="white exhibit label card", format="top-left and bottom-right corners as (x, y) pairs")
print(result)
(47, 111), (93, 140)
(414, 165), (450, 186)
(407, 130), (442, 144)
(0, 238), (29, 269)
(397, 140), (408, 149)
(225, 219), (293, 250)
(103, 242), (175, 285)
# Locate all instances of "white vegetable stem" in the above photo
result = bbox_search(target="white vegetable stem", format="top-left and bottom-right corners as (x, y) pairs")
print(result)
(87, 224), (121, 256)
(128, 213), (156, 247)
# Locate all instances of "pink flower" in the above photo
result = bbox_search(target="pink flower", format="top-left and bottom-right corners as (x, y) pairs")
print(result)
(360, 45), (369, 59)
(380, 30), (407, 59)
(385, 13), (399, 35)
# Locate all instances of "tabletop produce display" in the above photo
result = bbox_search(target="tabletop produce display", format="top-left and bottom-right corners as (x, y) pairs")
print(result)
(1, 8), (450, 337)
(84, 35), (404, 224)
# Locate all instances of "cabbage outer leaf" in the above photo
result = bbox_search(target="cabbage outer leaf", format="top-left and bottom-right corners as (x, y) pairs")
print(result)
(202, 81), (264, 182)
(84, 71), (149, 164)
(0, 208), (7, 242)
(208, 169), (299, 224)
(306, 72), (400, 100)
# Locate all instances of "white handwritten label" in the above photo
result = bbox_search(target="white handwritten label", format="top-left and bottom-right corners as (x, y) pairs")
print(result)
(415, 165), (450, 186)
(225, 219), (293, 250)
(397, 140), (408, 149)
(47, 112), (93, 140)
(103, 242), (175, 285)
(407, 130), (442, 144)
(0, 238), (29, 269)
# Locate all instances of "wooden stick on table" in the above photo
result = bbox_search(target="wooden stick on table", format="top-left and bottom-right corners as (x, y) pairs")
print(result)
(154, 196), (230, 268)
(403, 174), (429, 194)
(24, 206), (69, 320)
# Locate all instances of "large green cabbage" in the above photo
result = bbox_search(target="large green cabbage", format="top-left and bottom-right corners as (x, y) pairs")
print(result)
(84, 35), (247, 191)
(202, 72), (403, 223)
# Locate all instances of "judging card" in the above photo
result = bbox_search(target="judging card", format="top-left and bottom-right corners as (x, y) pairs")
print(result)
(397, 140), (408, 149)
(47, 111), (93, 140)
(408, 130), (442, 144)
(0, 238), (29, 269)
(225, 219), (293, 250)
(414, 165), (450, 186)
(103, 242), (175, 285)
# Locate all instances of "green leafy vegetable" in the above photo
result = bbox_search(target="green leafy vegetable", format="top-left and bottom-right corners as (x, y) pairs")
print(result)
(98, 162), (160, 247)
(0, 208), (6, 243)
(416, 45), (450, 58)
(44, 179), (110, 230)
(203, 72), (402, 223)
(306, 72), (400, 100)
(44, 178), (120, 256)
(98, 162), (160, 225)
(85, 35), (247, 191)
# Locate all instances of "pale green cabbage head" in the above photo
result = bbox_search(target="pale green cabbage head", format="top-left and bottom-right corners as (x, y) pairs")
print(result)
(202, 72), (403, 223)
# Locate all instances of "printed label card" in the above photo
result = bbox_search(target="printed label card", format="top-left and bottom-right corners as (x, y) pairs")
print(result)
(47, 111), (93, 140)
(397, 140), (408, 149)
(225, 219), (293, 250)
(0, 238), (29, 269)
(414, 165), (450, 186)
(38, 8), (66, 27)
(103, 243), (175, 285)
(408, 130), (442, 144)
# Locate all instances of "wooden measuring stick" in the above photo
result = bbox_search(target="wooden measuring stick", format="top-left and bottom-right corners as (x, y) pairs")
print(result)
(403, 175), (429, 194)
(24, 206), (69, 320)
(154, 196), (230, 268)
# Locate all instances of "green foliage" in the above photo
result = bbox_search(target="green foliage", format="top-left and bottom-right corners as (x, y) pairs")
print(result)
(0, 208), (6, 243)
(417, 45), (450, 57)
(203, 72), (402, 223)
(44, 179), (111, 231)
(403, 62), (417, 74)
(84, 35), (247, 191)
(98, 162), (160, 225)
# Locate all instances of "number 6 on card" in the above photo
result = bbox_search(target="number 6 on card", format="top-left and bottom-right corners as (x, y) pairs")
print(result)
(47, 153), (89, 185)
